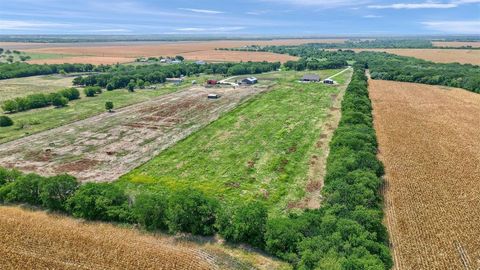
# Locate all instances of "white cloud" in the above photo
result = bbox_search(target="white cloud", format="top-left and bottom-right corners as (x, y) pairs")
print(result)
(260, 0), (370, 8)
(0, 20), (68, 30)
(368, 0), (480, 9)
(179, 8), (224, 14)
(422, 20), (480, 34)
(363, 14), (383, 18)
(368, 2), (457, 9)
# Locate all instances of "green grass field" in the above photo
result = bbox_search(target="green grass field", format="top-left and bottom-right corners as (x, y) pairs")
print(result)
(118, 68), (351, 214)
(0, 75), (75, 102)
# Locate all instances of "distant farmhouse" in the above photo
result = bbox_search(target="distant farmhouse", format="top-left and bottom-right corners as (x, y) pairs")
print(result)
(241, 77), (258, 85)
(196, 60), (206, 65)
(301, 74), (320, 82)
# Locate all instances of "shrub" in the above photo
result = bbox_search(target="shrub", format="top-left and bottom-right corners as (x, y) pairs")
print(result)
(1, 100), (18, 113)
(66, 183), (131, 222)
(0, 167), (21, 187)
(50, 93), (69, 108)
(105, 101), (114, 112)
(132, 191), (168, 231)
(0, 173), (43, 205)
(166, 188), (218, 236)
(60, 88), (80, 100)
(106, 83), (114, 91)
(0, 115), (14, 127)
(39, 174), (78, 211)
(84, 87), (97, 97)
(216, 201), (267, 248)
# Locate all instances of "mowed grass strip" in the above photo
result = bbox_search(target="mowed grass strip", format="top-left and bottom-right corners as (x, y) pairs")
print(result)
(120, 69), (349, 213)
(0, 83), (186, 144)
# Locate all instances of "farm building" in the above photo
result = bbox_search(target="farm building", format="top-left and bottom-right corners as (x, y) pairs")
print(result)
(207, 79), (218, 85)
(166, 78), (183, 84)
(241, 77), (258, 85)
(323, 78), (335, 84)
(301, 74), (320, 82)
(196, 60), (206, 65)
(208, 93), (220, 99)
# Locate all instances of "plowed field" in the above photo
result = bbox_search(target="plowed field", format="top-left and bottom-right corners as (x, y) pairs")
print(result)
(369, 79), (480, 270)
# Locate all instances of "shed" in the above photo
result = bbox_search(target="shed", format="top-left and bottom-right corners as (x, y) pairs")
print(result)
(323, 78), (335, 84)
(208, 93), (220, 99)
(241, 77), (258, 85)
(166, 78), (183, 84)
(302, 74), (320, 82)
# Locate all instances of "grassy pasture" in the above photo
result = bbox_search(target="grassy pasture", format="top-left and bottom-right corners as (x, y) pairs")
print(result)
(119, 68), (350, 214)
(0, 75), (74, 102)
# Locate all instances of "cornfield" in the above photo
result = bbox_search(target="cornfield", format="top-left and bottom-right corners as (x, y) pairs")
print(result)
(369, 79), (480, 269)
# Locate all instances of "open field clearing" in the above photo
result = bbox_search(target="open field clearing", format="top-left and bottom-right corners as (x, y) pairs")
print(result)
(432, 41), (480, 48)
(0, 82), (190, 143)
(120, 69), (351, 214)
(0, 74), (74, 102)
(369, 79), (480, 269)
(353, 48), (480, 65)
(0, 39), (344, 64)
(0, 85), (266, 181)
(0, 206), (289, 270)
(181, 50), (298, 63)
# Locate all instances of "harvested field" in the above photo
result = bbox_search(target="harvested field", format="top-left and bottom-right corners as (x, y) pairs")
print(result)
(181, 50), (298, 63)
(27, 56), (135, 65)
(2, 39), (345, 64)
(0, 206), (289, 270)
(0, 85), (266, 181)
(0, 74), (74, 102)
(369, 79), (480, 269)
(432, 41), (480, 48)
(353, 48), (480, 65)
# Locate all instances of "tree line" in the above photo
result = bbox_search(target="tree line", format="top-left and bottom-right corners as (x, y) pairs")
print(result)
(0, 62), (109, 80)
(2, 88), (80, 113)
(72, 61), (281, 90)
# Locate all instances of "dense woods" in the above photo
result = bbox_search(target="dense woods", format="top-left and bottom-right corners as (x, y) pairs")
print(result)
(73, 61), (281, 89)
(0, 62), (109, 80)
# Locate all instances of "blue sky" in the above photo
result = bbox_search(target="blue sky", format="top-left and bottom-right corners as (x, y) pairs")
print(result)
(0, 0), (479, 35)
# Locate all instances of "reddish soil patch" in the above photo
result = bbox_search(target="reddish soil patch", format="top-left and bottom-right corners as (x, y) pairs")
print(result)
(181, 50), (298, 63)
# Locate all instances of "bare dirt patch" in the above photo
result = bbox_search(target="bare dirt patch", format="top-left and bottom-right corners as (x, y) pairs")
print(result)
(181, 50), (298, 63)
(28, 56), (135, 65)
(352, 48), (480, 65)
(0, 85), (268, 182)
(369, 79), (480, 269)
(0, 206), (288, 270)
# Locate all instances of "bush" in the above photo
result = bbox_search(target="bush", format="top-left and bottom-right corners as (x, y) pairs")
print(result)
(132, 191), (168, 231)
(60, 88), (80, 100)
(39, 174), (78, 211)
(166, 188), (218, 236)
(106, 83), (114, 91)
(0, 167), (21, 187)
(216, 201), (267, 248)
(105, 101), (114, 112)
(66, 183), (131, 222)
(0, 173), (43, 205)
(1, 100), (18, 113)
(84, 87), (97, 97)
(50, 93), (69, 108)
(0, 115), (14, 127)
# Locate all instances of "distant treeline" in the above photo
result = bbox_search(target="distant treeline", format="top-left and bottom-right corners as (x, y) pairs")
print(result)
(0, 62), (109, 80)
(73, 62), (281, 89)
(358, 51), (480, 93)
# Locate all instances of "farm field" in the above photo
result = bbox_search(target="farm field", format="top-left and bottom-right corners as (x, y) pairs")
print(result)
(0, 74), (74, 102)
(0, 39), (345, 64)
(432, 41), (480, 48)
(0, 80), (192, 143)
(180, 50), (298, 63)
(0, 206), (289, 270)
(369, 79), (480, 269)
(0, 84), (268, 181)
(353, 48), (480, 65)
(119, 68), (351, 214)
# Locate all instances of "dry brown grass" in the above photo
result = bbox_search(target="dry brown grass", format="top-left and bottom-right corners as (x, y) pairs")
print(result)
(369, 79), (480, 270)
(8, 39), (344, 64)
(0, 206), (290, 270)
(352, 48), (480, 65)
(432, 41), (480, 48)
(0, 206), (215, 269)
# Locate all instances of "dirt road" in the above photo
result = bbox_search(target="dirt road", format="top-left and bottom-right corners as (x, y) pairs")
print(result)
(0, 85), (267, 182)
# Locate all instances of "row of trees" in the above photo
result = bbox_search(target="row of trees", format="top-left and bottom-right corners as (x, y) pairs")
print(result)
(73, 61), (281, 90)
(358, 51), (480, 93)
(0, 167), (267, 247)
(2, 88), (80, 113)
(0, 62), (109, 80)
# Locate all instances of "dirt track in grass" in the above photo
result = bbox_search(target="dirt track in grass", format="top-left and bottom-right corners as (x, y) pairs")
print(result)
(369, 79), (480, 269)
(0, 85), (267, 182)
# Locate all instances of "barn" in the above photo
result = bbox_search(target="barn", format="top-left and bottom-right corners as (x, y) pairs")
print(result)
(241, 77), (258, 85)
(301, 74), (320, 82)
